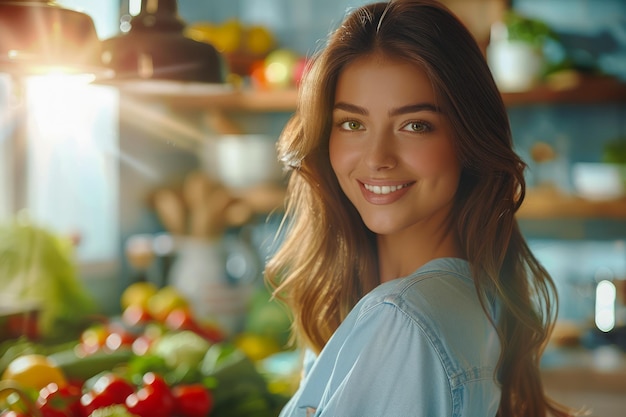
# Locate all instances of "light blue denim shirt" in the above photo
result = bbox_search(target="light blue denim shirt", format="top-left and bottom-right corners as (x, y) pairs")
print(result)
(279, 258), (501, 417)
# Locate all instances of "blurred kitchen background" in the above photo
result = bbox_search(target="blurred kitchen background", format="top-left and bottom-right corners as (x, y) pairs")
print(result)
(1, 0), (625, 415)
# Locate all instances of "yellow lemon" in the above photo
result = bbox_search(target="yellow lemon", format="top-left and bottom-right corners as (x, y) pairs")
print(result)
(121, 281), (158, 310)
(2, 354), (67, 391)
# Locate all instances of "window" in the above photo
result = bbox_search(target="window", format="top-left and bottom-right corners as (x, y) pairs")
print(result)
(0, 2), (121, 268)
(22, 77), (119, 263)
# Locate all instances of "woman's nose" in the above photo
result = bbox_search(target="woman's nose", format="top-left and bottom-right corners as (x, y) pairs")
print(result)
(364, 134), (397, 170)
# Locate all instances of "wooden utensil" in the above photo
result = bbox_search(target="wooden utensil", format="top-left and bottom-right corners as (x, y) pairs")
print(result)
(153, 188), (186, 236)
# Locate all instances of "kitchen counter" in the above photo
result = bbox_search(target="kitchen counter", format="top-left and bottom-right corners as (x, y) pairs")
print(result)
(541, 346), (626, 416)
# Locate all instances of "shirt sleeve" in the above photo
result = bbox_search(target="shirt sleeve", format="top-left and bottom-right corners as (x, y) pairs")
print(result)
(313, 302), (454, 417)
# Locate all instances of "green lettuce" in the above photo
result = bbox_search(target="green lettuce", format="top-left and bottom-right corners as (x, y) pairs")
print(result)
(0, 218), (96, 341)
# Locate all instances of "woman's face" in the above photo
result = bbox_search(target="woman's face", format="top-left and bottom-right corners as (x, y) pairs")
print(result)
(329, 54), (461, 238)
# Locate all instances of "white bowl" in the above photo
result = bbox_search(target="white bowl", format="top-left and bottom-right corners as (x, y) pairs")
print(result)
(200, 134), (283, 190)
(571, 163), (625, 201)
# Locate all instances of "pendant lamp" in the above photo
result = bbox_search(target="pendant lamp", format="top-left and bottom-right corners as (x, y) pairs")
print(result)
(100, 0), (227, 89)
(0, 0), (111, 77)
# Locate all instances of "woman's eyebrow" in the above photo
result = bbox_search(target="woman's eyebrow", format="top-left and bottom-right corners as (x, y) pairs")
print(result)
(333, 102), (368, 115)
(389, 103), (441, 116)
(333, 102), (441, 116)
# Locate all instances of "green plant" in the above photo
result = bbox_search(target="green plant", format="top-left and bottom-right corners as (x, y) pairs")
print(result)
(603, 138), (626, 164)
(503, 11), (559, 47)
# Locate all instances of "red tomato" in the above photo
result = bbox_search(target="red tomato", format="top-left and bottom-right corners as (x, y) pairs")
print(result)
(172, 384), (213, 417)
(141, 372), (172, 398)
(125, 373), (174, 417)
(37, 382), (82, 417)
(91, 373), (135, 405)
(80, 390), (116, 417)
(80, 372), (135, 416)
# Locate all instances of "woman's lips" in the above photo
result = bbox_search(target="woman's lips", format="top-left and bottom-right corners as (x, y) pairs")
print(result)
(358, 181), (414, 204)
(362, 183), (410, 195)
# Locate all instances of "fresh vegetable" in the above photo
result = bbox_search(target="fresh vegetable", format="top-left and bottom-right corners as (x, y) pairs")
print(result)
(0, 220), (96, 341)
(0, 338), (45, 378)
(48, 347), (133, 382)
(202, 344), (286, 417)
(171, 384), (213, 417)
(36, 382), (82, 417)
(78, 323), (136, 357)
(150, 331), (210, 370)
(0, 380), (42, 417)
(1, 354), (67, 391)
(80, 372), (135, 416)
(244, 287), (292, 349)
(124, 373), (174, 417)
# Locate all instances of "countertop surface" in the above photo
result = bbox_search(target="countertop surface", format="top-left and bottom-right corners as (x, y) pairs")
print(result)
(541, 345), (626, 417)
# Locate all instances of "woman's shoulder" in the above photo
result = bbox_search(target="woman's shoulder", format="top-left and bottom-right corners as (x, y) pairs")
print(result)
(360, 257), (475, 310)
(354, 257), (498, 356)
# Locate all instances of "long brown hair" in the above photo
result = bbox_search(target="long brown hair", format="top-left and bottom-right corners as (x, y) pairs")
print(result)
(265, 1), (575, 416)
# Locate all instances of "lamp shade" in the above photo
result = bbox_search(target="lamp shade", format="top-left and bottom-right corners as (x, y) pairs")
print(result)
(100, 0), (227, 86)
(0, 0), (110, 76)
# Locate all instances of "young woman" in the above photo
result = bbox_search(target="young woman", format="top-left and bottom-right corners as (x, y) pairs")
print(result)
(265, 1), (577, 416)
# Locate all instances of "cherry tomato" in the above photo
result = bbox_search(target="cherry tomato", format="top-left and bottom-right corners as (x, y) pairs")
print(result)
(172, 384), (213, 417)
(80, 390), (116, 417)
(80, 372), (135, 416)
(37, 382), (82, 417)
(125, 373), (174, 417)
(142, 372), (172, 399)
(91, 373), (135, 405)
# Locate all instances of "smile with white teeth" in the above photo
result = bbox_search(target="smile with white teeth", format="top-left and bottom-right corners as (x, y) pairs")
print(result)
(363, 183), (409, 195)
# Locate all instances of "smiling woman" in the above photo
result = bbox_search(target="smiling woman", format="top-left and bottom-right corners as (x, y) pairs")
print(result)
(264, 1), (578, 416)
(329, 55), (461, 271)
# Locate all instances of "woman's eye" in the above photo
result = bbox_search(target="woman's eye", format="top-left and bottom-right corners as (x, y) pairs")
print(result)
(402, 121), (431, 133)
(339, 120), (363, 131)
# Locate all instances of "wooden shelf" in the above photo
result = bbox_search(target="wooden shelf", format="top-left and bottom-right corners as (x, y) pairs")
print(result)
(502, 75), (626, 107)
(124, 86), (299, 112)
(518, 188), (626, 219)
(123, 75), (626, 112)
